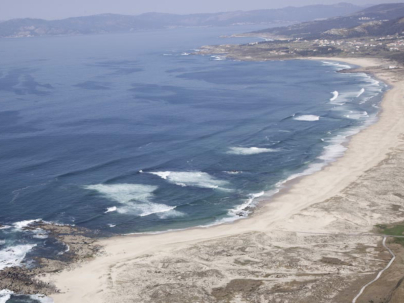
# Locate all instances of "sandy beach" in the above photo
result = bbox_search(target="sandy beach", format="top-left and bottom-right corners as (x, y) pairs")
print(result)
(45, 57), (404, 303)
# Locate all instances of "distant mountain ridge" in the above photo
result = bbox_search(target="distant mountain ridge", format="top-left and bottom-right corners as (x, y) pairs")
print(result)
(253, 3), (404, 39)
(0, 3), (362, 38)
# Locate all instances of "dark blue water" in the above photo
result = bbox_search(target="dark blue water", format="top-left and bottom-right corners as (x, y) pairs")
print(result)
(0, 27), (387, 301)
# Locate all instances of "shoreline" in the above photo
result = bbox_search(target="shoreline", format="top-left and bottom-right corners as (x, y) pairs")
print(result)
(113, 56), (389, 235)
(46, 56), (404, 302)
(103, 57), (388, 237)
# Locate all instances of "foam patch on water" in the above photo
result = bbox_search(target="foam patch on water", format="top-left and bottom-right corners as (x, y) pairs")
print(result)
(227, 147), (277, 155)
(356, 88), (365, 98)
(224, 171), (242, 175)
(293, 115), (320, 121)
(322, 61), (352, 70)
(211, 55), (226, 61)
(30, 294), (54, 303)
(105, 206), (117, 213)
(13, 219), (42, 231)
(32, 229), (48, 239)
(330, 91), (339, 102)
(280, 111), (378, 187)
(117, 203), (177, 217)
(0, 226), (11, 230)
(345, 111), (369, 120)
(0, 244), (36, 270)
(150, 171), (230, 190)
(156, 209), (186, 219)
(0, 291), (54, 303)
(228, 192), (265, 217)
(0, 290), (13, 303)
(85, 184), (179, 217)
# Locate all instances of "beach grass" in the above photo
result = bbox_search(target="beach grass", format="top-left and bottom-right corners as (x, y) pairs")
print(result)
(377, 224), (404, 246)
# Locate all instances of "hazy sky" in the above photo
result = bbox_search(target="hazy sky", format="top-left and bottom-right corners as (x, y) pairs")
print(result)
(0, 0), (401, 20)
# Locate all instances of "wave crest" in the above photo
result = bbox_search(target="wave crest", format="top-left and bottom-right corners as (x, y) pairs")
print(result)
(330, 91), (339, 102)
(85, 184), (181, 217)
(150, 171), (230, 190)
(356, 88), (365, 98)
(227, 147), (277, 155)
(293, 115), (320, 122)
(0, 244), (37, 271)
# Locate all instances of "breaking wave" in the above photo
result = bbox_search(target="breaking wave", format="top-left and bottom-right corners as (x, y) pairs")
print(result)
(322, 61), (352, 70)
(13, 219), (42, 231)
(85, 184), (182, 217)
(105, 206), (117, 213)
(0, 290), (54, 303)
(211, 55), (226, 61)
(149, 171), (230, 190)
(356, 88), (365, 98)
(293, 115), (320, 121)
(0, 290), (13, 303)
(345, 111), (369, 120)
(227, 147), (277, 155)
(0, 244), (36, 270)
(228, 192), (265, 217)
(330, 91), (339, 102)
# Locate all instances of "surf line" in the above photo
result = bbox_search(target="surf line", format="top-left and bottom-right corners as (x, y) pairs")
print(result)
(352, 236), (396, 303)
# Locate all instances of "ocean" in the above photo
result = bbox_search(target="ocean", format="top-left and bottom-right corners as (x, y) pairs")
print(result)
(0, 26), (387, 302)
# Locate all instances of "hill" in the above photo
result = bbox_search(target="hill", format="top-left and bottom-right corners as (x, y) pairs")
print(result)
(0, 3), (362, 38)
(253, 3), (404, 39)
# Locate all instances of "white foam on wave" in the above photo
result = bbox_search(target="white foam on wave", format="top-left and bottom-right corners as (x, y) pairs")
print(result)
(279, 111), (378, 187)
(293, 115), (320, 122)
(0, 291), (54, 303)
(0, 226), (10, 230)
(11, 219), (51, 240)
(150, 171), (231, 190)
(345, 110), (369, 120)
(211, 55), (226, 61)
(152, 172), (171, 180)
(13, 219), (42, 231)
(0, 290), (13, 303)
(330, 91), (339, 102)
(119, 203), (177, 217)
(227, 147), (277, 155)
(356, 88), (365, 98)
(322, 61), (352, 70)
(224, 171), (242, 175)
(30, 294), (54, 303)
(156, 209), (186, 219)
(181, 52), (190, 56)
(32, 229), (48, 239)
(108, 224), (116, 228)
(228, 192), (265, 217)
(105, 206), (117, 213)
(318, 135), (348, 162)
(85, 184), (182, 217)
(0, 244), (36, 270)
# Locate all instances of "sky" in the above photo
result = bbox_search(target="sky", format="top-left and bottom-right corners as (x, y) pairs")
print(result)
(0, 0), (402, 20)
